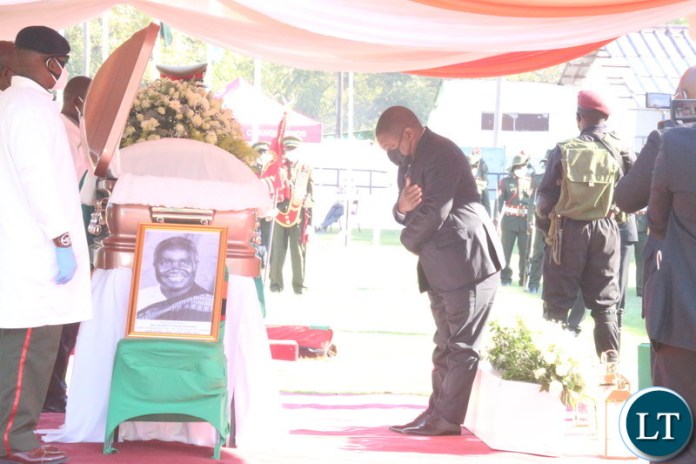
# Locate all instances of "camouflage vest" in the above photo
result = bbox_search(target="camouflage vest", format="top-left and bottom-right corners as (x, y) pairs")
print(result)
(554, 133), (622, 221)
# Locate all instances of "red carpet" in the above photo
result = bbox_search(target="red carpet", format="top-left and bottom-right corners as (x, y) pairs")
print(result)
(36, 393), (631, 463)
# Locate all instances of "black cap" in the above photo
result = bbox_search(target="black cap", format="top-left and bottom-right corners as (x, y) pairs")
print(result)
(15, 26), (70, 55)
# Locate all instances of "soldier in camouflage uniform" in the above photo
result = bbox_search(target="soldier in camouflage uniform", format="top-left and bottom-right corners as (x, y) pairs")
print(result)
(526, 158), (546, 294)
(497, 152), (532, 286)
(467, 147), (491, 216)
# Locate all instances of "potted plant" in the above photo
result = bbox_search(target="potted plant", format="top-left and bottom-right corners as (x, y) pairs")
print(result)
(464, 316), (594, 456)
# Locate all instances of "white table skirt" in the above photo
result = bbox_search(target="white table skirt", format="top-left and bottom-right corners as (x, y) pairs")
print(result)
(41, 268), (286, 449)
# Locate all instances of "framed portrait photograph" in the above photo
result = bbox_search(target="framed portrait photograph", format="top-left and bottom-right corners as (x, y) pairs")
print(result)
(126, 223), (228, 342)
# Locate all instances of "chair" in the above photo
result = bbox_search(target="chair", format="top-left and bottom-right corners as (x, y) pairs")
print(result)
(103, 324), (229, 459)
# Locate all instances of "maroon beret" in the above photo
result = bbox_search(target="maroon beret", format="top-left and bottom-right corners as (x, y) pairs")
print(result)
(577, 90), (611, 117)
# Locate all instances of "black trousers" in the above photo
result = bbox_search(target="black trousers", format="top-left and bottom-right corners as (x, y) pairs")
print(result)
(0, 326), (61, 455)
(426, 271), (500, 424)
(527, 226), (545, 289)
(542, 217), (620, 359)
(43, 322), (80, 412)
(651, 342), (696, 463)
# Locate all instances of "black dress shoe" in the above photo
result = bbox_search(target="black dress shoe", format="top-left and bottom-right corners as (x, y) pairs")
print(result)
(389, 409), (431, 433)
(42, 403), (66, 413)
(399, 415), (461, 436)
(0, 446), (69, 464)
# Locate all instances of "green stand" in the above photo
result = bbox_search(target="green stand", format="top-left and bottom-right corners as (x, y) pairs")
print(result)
(637, 342), (652, 390)
(104, 325), (229, 459)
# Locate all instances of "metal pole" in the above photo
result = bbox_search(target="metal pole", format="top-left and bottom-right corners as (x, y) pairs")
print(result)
(493, 76), (502, 148)
(335, 72), (343, 139)
(348, 72), (354, 139)
(101, 11), (109, 65)
(252, 59), (262, 143)
(82, 21), (90, 76)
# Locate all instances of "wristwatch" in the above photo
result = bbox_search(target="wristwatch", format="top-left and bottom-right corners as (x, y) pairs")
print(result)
(53, 232), (72, 248)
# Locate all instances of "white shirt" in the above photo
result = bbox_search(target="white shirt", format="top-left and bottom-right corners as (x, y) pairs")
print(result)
(60, 112), (90, 183)
(0, 76), (92, 328)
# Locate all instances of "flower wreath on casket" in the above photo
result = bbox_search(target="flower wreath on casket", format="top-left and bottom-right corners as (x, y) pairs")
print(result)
(120, 78), (259, 168)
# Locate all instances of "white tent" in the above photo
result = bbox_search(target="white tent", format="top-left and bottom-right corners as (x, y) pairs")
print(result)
(2, 1), (696, 77)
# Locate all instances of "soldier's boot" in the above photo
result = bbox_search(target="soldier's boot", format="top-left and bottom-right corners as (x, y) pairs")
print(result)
(591, 307), (620, 361)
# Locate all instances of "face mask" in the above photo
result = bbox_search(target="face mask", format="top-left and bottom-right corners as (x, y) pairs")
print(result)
(47, 57), (68, 91)
(513, 167), (526, 178)
(387, 149), (410, 167)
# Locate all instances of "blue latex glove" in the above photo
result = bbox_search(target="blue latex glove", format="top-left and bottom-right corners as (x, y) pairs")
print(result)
(55, 246), (77, 284)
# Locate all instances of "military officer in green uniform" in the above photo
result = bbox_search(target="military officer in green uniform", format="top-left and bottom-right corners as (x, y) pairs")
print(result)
(497, 152), (532, 286)
(269, 136), (314, 295)
(466, 147), (491, 216)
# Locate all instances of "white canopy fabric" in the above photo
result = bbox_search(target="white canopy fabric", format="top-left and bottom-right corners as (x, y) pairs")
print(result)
(1, 1), (696, 77)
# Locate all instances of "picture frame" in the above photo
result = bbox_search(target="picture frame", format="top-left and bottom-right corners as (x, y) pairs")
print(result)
(126, 223), (228, 342)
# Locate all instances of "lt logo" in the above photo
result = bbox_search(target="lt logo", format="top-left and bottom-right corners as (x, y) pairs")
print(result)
(620, 387), (693, 461)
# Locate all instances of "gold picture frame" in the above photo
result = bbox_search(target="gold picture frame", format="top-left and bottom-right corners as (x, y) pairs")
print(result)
(126, 223), (228, 342)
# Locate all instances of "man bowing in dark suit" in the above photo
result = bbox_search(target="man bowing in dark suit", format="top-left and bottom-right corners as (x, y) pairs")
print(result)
(376, 106), (504, 436)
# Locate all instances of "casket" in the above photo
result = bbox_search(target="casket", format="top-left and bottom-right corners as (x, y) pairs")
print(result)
(92, 138), (271, 276)
(81, 23), (271, 276)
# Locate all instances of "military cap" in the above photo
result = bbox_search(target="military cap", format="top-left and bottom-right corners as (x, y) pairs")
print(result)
(156, 63), (207, 82)
(252, 141), (270, 152)
(468, 148), (481, 165)
(282, 135), (302, 150)
(15, 26), (70, 56)
(511, 152), (529, 167)
(577, 90), (611, 117)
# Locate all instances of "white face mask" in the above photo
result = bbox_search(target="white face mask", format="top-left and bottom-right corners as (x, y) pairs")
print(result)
(47, 57), (68, 91)
(513, 167), (526, 178)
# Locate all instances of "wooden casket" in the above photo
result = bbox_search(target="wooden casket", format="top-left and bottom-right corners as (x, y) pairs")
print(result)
(92, 138), (270, 276)
(81, 23), (270, 276)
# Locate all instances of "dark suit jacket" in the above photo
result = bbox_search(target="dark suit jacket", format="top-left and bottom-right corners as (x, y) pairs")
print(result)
(615, 129), (662, 214)
(647, 125), (696, 350)
(393, 128), (504, 294)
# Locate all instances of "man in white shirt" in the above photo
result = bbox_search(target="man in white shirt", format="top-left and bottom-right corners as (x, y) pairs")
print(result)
(43, 75), (92, 414)
(0, 26), (91, 464)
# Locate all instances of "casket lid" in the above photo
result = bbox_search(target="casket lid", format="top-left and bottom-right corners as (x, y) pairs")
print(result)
(82, 23), (160, 178)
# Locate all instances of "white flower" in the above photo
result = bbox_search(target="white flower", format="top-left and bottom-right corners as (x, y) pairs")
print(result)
(120, 78), (258, 167)
(204, 132), (217, 144)
(555, 363), (570, 377)
(140, 117), (160, 131)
